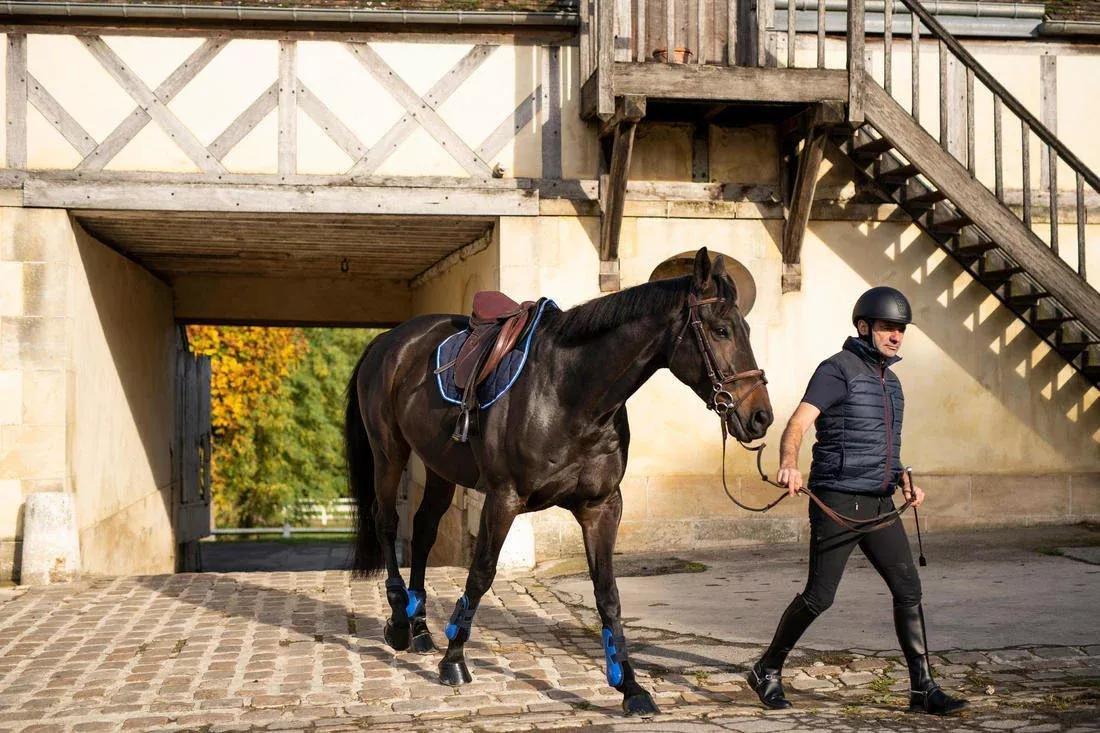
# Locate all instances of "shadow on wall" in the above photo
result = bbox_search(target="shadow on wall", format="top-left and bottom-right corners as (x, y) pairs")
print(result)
(817, 208), (1098, 463)
(71, 217), (178, 570)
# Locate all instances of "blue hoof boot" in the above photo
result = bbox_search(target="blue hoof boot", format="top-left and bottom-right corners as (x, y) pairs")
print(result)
(438, 659), (472, 686)
(622, 691), (660, 716)
(383, 620), (410, 651)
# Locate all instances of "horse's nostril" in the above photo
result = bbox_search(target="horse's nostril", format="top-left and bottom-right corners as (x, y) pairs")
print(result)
(751, 409), (773, 431)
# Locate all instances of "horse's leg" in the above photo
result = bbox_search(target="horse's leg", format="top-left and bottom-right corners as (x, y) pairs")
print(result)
(374, 437), (413, 652)
(574, 490), (660, 716)
(406, 470), (456, 654)
(438, 487), (520, 685)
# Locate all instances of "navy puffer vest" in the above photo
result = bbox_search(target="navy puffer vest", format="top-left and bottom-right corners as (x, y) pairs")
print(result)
(809, 336), (904, 496)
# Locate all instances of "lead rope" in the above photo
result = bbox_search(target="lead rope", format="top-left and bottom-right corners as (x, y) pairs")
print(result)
(718, 419), (913, 534)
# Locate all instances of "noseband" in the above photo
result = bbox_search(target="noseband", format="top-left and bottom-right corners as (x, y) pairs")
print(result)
(676, 292), (911, 533)
(674, 293), (768, 417)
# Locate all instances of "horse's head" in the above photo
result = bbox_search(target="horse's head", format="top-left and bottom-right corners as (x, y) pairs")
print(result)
(667, 248), (774, 442)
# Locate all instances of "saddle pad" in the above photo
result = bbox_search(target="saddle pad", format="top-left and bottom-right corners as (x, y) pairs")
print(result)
(435, 298), (558, 409)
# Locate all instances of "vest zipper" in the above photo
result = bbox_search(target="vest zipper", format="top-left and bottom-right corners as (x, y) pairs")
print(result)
(880, 364), (893, 493)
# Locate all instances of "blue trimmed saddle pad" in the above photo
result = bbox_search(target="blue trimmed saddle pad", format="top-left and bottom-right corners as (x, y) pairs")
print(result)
(435, 298), (558, 409)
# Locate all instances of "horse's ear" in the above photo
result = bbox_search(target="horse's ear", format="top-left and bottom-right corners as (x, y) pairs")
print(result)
(711, 254), (739, 304)
(692, 247), (712, 291)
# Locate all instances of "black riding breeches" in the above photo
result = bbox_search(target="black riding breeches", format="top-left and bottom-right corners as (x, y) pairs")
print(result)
(801, 489), (922, 615)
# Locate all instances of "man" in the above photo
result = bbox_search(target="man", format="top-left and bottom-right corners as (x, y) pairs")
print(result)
(747, 286), (967, 716)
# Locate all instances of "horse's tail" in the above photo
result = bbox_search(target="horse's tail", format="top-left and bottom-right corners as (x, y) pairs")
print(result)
(346, 341), (383, 577)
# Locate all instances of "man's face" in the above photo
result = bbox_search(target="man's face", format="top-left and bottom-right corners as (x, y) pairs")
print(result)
(858, 319), (906, 358)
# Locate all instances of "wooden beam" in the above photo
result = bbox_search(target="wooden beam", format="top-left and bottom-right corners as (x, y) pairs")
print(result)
(598, 96), (644, 289)
(80, 36), (225, 174)
(5, 34), (26, 169)
(25, 180), (540, 217)
(208, 82), (278, 161)
(278, 40), (297, 176)
(692, 123), (709, 183)
(352, 44), (495, 175)
(297, 81), (367, 162)
(78, 38), (224, 172)
(848, 0), (865, 124)
(346, 42), (492, 176)
(863, 81), (1100, 335)
(27, 72), (96, 157)
(598, 94), (646, 138)
(611, 63), (848, 103)
(597, 0), (615, 118)
(782, 127), (827, 292)
(477, 86), (542, 162)
(542, 45), (563, 179)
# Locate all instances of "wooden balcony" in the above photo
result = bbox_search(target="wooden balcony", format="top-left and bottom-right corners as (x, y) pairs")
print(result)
(578, 0), (864, 120)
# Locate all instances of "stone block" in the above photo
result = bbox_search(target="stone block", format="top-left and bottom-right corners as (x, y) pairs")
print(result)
(1069, 473), (1100, 517)
(645, 474), (745, 520)
(916, 474), (972, 518)
(0, 480), (22, 537)
(971, 474), (1070, 519)
(693, 517), (801, 545)
(0, 424), (67, 480)
(20, 370), (65, 426)
(0, 370), (21, 425)
(0, 209), (73, 263)
(20, 491), (80, 585)
(0, 317), (69, 370)
(0, 263), (23, 316)
(21, 264), (67, 318)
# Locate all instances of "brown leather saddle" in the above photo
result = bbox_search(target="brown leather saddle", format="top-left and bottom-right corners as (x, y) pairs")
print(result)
(448, 291), (536, 442)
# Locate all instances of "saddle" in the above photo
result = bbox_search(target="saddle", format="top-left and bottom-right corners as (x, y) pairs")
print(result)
(450, 291), (536, 442)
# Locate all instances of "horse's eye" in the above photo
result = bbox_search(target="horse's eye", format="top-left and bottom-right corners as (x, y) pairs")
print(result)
(715, 326), (730, 339)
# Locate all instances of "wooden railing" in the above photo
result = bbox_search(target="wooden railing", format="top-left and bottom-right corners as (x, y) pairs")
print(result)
(866, 0), (1095, 281)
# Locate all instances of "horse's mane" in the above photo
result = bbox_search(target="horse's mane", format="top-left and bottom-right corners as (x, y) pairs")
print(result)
(546, 273), (736, 344)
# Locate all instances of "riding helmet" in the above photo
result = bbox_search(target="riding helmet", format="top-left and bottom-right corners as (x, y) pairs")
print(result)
(852, 286), (913, 327)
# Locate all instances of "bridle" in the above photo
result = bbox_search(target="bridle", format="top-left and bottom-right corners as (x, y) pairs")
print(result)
(676, 292), (912, 534)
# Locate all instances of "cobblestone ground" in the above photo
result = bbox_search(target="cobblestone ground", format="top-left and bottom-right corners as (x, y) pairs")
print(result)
(0, 568), (1096, 732)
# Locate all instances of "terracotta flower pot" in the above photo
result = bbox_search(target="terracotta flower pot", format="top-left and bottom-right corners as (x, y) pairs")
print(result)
(651, 47), (694, 64)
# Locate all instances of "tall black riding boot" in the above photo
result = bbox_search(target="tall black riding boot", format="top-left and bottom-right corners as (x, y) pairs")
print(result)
(749, 594), (818, 709)
(894, 603), (968, 715)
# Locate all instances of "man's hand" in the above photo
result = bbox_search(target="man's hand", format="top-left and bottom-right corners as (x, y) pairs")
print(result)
(777, 466), (804, 498)
(901, 471), (926, 508)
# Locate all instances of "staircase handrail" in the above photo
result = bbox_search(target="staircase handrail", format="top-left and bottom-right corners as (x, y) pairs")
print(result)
(890, 0), (1100, 192)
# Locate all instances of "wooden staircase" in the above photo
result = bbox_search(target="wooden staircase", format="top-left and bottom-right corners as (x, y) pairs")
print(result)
(831, 0), (1100, 385)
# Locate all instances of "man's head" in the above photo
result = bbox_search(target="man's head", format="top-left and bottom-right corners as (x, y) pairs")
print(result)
(852, 286), (912, 359)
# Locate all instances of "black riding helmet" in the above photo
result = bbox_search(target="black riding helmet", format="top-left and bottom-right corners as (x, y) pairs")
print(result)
(852, 286), (913, 329)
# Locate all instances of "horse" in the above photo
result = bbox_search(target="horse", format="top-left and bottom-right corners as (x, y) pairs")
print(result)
(344, 247), (773, 715)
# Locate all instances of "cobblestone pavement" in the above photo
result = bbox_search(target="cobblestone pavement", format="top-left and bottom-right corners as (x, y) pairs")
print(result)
(0, 567), (1096, 733)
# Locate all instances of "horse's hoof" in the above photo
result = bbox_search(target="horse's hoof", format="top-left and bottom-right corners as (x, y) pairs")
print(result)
(622, 691), (660, 717)
(384, 620), (410, 652)
(438, 659), (472, 686)
(410, 631), (436, 654)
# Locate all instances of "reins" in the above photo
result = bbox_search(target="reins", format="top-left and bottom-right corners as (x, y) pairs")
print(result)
(681, 293), (912, 534)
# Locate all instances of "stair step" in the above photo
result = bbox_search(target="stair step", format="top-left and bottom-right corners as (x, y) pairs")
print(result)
(931, 215), (972, 234)
(906, 189), (948, 209)
(1005, 291), (1050, 309)
(877, 163), (920, 184)
(1032, 315), (1076, 334)
(1057, 341), (1093, 357)
(952, 241), (999, 261)
(851, 137), (895, 159)
(980, 266), (1024, 285)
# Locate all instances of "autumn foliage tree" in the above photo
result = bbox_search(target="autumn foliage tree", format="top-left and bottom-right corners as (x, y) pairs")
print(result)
(186, 325), (377, 528)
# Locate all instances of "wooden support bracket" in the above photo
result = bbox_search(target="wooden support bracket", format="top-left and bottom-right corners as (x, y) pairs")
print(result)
(598, 95), (645, 292)
(780, 103), (840, 293)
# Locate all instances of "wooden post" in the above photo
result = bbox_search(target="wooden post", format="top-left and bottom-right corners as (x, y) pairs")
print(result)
(599, 95), (646, 291)
(598, 0), (616, 118)
(847, 0), (865, 123)
(781, 103), (836, 292)
(5, 34), (27, 169)
(278, 41), (297, 177)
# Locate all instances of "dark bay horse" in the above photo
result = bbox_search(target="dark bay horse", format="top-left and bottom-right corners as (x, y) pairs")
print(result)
(345, 247), (773, 715)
